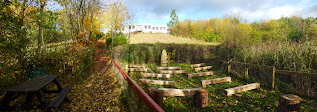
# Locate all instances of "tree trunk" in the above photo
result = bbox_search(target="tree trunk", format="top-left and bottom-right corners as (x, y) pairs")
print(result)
(37, 2), (45, 55)
(88, 0), (94, 48)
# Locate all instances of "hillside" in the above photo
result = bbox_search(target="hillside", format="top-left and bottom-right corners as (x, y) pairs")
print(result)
(128, 33), (220, 45)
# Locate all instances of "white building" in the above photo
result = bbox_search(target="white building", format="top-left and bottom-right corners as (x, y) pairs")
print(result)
(121, 24), (168, 33)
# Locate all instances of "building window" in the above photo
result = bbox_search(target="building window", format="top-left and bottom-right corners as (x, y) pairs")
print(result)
(129, 26), (131, 29)
(156, 27), (158, 30)
(148, 25), (151, 29)
(163, 27), (165, 30)
(132, 26), (135, 29)
(160, 27), (163, 30)
(145, 25), (147, 29)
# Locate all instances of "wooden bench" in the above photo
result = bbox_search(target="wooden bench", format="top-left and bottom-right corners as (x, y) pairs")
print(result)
(194, 66), (212, 72)
(190, 63), (205, 68)
(140, 73), (171, 79)
(148, 87), (208, 108)
(188, 71), (214, 79)
(47, 85), (72, 109)
(159, 70), (187, 74)
(201, 77), (231, 87)
(139, 79), (175, 87)
(225, 83), (260, 96)
(156, 66), (181, 70)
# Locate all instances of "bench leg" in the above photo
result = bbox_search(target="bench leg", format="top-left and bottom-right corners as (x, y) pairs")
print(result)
(36, 90), (48, 109)
(0, 93), (13, 110)
(53, 79), (63, 91)
(24, 93), (35, 105)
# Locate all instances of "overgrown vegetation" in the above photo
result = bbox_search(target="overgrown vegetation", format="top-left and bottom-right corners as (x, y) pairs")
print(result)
(169, 15), (317, 44)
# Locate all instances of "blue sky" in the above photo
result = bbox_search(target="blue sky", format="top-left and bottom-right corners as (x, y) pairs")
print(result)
(124, 0), (317, 25)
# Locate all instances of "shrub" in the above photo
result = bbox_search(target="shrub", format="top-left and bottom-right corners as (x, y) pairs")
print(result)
(106, 32), (128, 48)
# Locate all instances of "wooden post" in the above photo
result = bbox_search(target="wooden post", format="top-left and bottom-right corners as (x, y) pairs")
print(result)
(272, 66), (275, 90)
(156, 90), (164, 107)
(148, 87), (158, 101)
(228, 61), (231, 74)
(278, 94), (301, 112)
(193, 88), (208, 108)
(244, 63), (248, 79)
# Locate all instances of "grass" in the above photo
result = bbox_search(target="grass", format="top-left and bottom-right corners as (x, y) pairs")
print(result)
(128, 33), (220, 45)
(125, 63), (316, 112)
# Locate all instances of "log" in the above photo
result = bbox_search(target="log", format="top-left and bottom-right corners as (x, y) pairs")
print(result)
(157, 88), (199, 96)
(277, 94), (301, 112)
(225, 83), (260, 96)
(156, 66), (181, 70)
(194, 66), (212, 72)
(159, 70), (187, 74)
(188, 71), (214, 79)
(126, 68), (147, 72)
(190, 63), (206, 68)
(139, 79), (175, 87)
(148, 87), (164, 107)
(126, 65), (146, 68)
(193, 88), (208, 108)
(201, 77), (231, 88)
(141, 73), (171, 79)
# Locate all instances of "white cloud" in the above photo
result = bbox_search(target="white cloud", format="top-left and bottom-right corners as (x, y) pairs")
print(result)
(124, 0), (317, 24)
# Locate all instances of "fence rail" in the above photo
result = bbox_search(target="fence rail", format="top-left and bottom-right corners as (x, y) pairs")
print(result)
(225, 60), (317, 91)
(112, 59), (164, 112)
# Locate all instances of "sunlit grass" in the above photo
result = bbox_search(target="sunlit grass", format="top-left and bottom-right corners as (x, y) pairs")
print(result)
(128, 33), (220, 45)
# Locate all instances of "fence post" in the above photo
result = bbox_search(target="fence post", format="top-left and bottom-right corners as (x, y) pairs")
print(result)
(245, 63), (248, 79)
(272, 66), (276, 90)
(228, 60), (231, 74)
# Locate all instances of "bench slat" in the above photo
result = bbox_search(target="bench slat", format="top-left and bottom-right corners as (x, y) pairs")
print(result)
(201, 77), (231, 87)
(225, 83), (260, 96)
(188, 71), (213, 79)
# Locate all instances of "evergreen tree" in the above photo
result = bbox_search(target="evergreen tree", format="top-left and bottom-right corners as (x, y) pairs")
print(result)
(167, 9), (178, 27)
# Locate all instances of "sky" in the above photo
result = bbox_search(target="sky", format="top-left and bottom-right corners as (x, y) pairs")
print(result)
(124, 0), (317, 25)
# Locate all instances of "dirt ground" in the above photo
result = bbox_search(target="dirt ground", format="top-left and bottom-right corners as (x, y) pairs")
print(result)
(58, 39), (126, 111)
